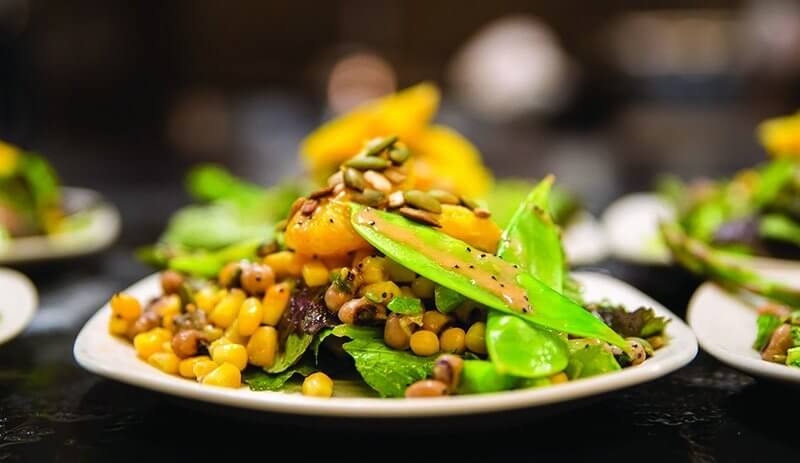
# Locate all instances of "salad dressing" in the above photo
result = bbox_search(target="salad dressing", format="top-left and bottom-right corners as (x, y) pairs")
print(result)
(355, 208), (532, 313)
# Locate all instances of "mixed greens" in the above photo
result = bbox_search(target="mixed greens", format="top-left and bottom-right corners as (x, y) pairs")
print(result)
(109, 135), (669, 398)
(0, 140), (65, 244)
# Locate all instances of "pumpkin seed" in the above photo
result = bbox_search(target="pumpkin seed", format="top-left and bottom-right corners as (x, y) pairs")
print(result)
(388, 191), (405, 208)
(473, 207), (491, 218)
(428, 189), (459, 205)
(398, 207), (441, 227)
(363, 170), (392, 192)
(383, 168), (407, 184)
(459, 196), (480, 210)
(345, 156), (391, 170)
(352, 189), (386, 207)
(365, 135), (398, 156)
(404, 190), (442, 213)
(388, 145), (410, 164)
(344, 168), (366, 191)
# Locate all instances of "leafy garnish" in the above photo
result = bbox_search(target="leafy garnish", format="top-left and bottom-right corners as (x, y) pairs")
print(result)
(753, 313), (782, 351)
(386, 296), (423, 315)
(565, 342), (621, 379)
(285, 286), (338, 335)
(244, 361), (316, 391)
(265, 332), (314, 374)
(590, 303), (669, 338)
(341, 337), (436, 398)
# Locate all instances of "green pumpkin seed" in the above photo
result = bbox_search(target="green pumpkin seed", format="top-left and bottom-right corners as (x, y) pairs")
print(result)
(428, 189), (459, 205)
(365, 135), (399, 156)
(460, 196), (480, 210)
(404, 190), (442, 213)
(388, 145), (410, 164)
(352, 188), (386, 207)
(344, 168), (366, 191)
(345, 156), (391, 170)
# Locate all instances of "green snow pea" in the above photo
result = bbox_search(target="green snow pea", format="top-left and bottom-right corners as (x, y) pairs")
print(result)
(457, 360), (518, 394)
(487, 176), (569, 378)
(754, 313), (782, 351)
(434, 285), (465, 312)
(565, 340), (621, 379)
(350, 204), (626, 348)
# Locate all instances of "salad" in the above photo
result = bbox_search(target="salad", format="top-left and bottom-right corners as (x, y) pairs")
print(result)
(108, 135), (668, 398)
(753, 304), (800, 368)
(0, 140), (63, 242)
(658, 111), (800, 259)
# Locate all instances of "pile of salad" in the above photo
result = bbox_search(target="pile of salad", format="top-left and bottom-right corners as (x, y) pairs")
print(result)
(0, 140), (63, 242)
(754, 304), (800, 368)
(658, 111), (800, 259)
(108, 135), (668, 398)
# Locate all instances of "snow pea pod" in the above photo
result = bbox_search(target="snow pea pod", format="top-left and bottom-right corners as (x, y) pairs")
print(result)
(350, 204), (627, 348)
(487, 177), (569, 378)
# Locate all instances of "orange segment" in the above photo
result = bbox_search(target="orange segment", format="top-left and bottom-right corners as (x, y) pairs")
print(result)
(438, 204), (501, 253)
(284, 199), (372, 257)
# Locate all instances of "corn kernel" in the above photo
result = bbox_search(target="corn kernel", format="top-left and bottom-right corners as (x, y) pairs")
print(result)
(549, 372), (569, 384)
(224, 319), (249, 345)
(195, 286), (226, 312)
(237, 298), (263, 336)
(133, 328), (170, 359)
(108, 315), (130, 336)
(302, 260), (329, 287)
(148, 352), (180, 374)
(210, 289), (246, 328)
(201, 363), (241, 388)
(361, 281), (401, 304)
(410, 330), (440, 356)
(411, 277), (435, 299)
(359, 256), (387, 284)
(262, 282), (291, 326)
(351, 249), (374, 268)
(211, 343), (248, 370)
(203, 325), (224, 341)
(302, 372), (334, 398)
(161, 341), (174, 354)
(110, 293), (142, 321)
(466, 322), (487, 354)
(179, 355), (211, 378)
(247, 326), (278, 367)
(264, 251), (304, 277)
(155, 294), (181, 318)
(192, 359), (219, 381)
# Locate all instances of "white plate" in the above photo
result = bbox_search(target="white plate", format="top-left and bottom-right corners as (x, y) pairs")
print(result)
(74, 271), (697, 418)
(601, 193), (675, 265)
(688, 267), (800, 383)
(601, 193), (800, 270)
(563, 211), (609, 266)
(0, 187), (121, 264)
(0, 268), (38, 345)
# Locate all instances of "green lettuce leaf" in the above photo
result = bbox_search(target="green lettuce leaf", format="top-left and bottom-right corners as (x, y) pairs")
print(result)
(341, 337), (436, 398)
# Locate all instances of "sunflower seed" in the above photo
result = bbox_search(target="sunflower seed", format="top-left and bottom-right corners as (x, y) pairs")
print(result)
(309, 185), (335, 199)
(363, 170), (392, 192)
(364, 135), (398, 156)
(333, 182), (345, 195)
(383, 168), (407, 184)
(404, 190), (442, 213)
(327, 170), (344, 186)
(388, 145), (410, 164)
(344, 156), (391, 171)
(289, 197), (306, 217)
(428, 189), (459, 205)
(398, 207), (441, 227)
(344, 168), (366, 191)
(388, 191), (405, 208)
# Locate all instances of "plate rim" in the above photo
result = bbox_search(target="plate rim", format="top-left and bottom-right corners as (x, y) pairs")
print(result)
(687, 280), (800, 383)
(74, 271), (698, 418)
(0, 186), (121, 264)
(0, 268), (38, 345)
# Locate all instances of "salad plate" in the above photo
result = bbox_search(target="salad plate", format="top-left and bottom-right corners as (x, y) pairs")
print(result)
(562, 211), (609, 265)
(0, 267), (37, 345)
(0, 187), (120, 264)
(688, 265), (800, 383)
(74, 271), (697, 418)
(602, 193), (800, 270)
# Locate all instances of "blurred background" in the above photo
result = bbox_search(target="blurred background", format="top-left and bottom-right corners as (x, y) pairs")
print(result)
(1, 0), (799, 245)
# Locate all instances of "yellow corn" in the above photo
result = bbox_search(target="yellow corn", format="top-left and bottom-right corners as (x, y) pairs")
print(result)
(549, 372), (569, 384)
(262, 282), (291, 326)
(359, 256), (387, 284)
(133, 328), (171, 359)
(148, 352), (180, 375)
(195, 286), (226, 312)
(161, 341), (174, 355)
(110, 293), (142, 321)
(302, 372), (334, 398)
(203, 325), (224, 342)
(247, 326), (278, 367)
(264, 251), (305, 277)
(192, 359), (219, 381)
(210, 288), (246, 328)
(156, 294), (181, 318)
(302, 260), (329, 287)
(223, 319), (249, 345)
(211, 343), (248, 371)
(351, 249), (374, 268)
(178, 355), (211, 378)
(201, 363), (241, 388)
(108, 315), (130, 336)
(237, 298), (263, 336)
(361, 281), (401, 304)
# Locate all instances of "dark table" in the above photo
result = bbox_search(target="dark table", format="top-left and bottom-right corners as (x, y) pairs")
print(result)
(2, 114), (798, 462)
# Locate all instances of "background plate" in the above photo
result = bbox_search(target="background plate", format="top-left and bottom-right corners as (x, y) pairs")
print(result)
(0, 268), (38, 345)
